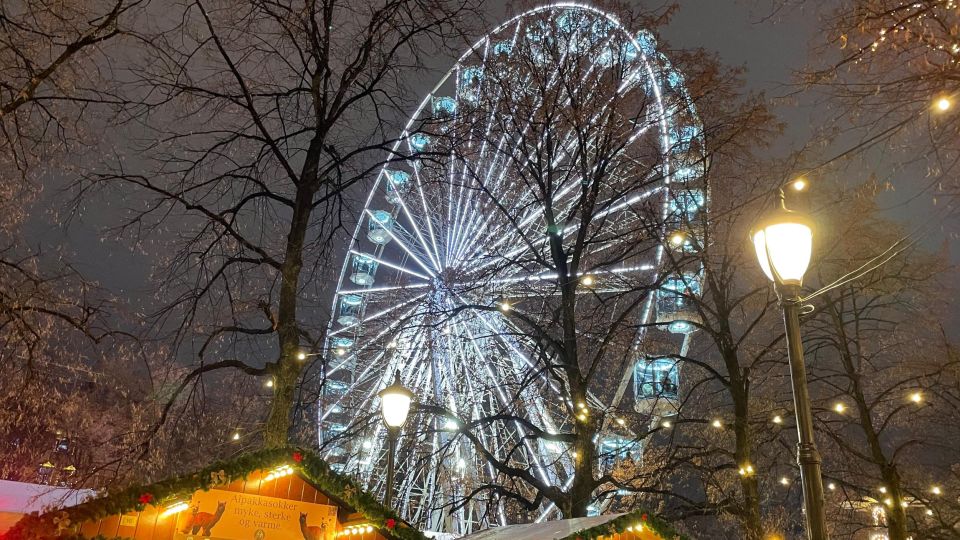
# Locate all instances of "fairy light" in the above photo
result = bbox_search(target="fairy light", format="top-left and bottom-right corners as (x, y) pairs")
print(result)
(791, 178), (808, 191)
(910, 392), (923, 403)
(266, 379), (274, 388)
(780, 477), (790, 486)
(161, 501), (189, 517)
(580, 274), (595, 286)
(296, 351), (307, 361)
(231, 432), (241, 441)
(669, 231), (686, 247)
(936, 96), (952, 112)
(931, 486), (942, 495)
(615, 417), (625, 426)
(499, 301), (512, 312)
(833, 402), (846, 414)
(661, 420), (672, 428)
(772, 415), (783, 425)
(263, 465), (294, 482)
(827, 482), (836, 491)
(879, 486), (887, 494)
(712, 419), (722, 428)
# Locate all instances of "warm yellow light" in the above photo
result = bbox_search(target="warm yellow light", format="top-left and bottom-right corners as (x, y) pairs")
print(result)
(296, 351), (307, 361)
(266, 379), (274, 388)
(581, 275), (595, 286)
(231, 432), (241, 441)
(746, 465), (754, 474)
(911, 392), (923, 403)
(335, 347), (346, 356)
(661, 420), (672, 428)
(378, 371), (414, 428)
(772, 415), (783, 425)
(712, 419), (722, 428)
(161, 501), (189, 517)
(499, 301), (511, 312)
(387, 340), (398, 349)
(884, 498), (893, 507)
(791, 178), (808, 191)
(616, 418), (626, 426)
(669, 232), (686, 247)
(780, 477), (790, 486)
(901, 501), (909, 508)
(752, 215), (813, 286)
(926, 509), (934, 516)
(834, 403), (846, 413)
(578, 402), (587, 409)
(879, 486), (887, 494)
(931, 486), (942, 495)
(827, 483), (836, 491)
(936, 96), (952, 111)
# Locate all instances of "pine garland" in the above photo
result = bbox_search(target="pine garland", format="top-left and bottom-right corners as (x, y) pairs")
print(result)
(3, 447), (426, 540)
(560, 509), (687, 540)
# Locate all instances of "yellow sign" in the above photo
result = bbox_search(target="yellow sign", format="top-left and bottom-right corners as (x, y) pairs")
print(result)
(174, 489), (338, 540)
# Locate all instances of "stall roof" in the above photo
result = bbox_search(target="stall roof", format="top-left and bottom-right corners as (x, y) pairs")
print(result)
(0, 480), (94, 515)
(461, 514), (626, 540)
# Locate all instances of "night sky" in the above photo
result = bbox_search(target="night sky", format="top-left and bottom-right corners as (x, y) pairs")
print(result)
(23, 1), (954, 325)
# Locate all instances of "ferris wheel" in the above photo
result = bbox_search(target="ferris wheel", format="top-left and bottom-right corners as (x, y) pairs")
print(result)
(319, 3), (707, 534)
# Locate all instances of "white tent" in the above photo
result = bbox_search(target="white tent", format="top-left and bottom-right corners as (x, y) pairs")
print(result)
(460, 514), (627, 540)
(0, 480), (94, 533)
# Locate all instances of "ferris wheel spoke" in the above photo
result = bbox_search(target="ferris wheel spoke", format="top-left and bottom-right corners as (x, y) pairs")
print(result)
(330, 292), (428, 337)
(388, 162), (444, 271)
(455, 317), (556, 485)
(449, 30), (622, 269)
(363, 210), (438, 278)
(347, 249), (432, 283)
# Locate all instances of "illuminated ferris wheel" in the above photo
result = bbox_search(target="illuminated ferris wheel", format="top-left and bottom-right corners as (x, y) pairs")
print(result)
(319, 3), (707, 534)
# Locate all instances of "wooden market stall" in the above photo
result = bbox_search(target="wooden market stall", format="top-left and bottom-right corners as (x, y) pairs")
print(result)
(2, 447), (422, 540)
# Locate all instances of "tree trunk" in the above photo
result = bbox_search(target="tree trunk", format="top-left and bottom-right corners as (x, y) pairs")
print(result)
(568, 394), (597, 518)
(263, 184), (315, 447)
(732, 383), (764, 540)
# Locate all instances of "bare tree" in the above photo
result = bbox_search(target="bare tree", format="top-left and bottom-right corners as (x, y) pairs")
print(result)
(70, 0), (482, 449)
(802, 187), (953, 540)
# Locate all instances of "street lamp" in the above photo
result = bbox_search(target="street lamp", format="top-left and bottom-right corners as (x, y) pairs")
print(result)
(378, 371), (414, 508)
(752, 194), (828, 540)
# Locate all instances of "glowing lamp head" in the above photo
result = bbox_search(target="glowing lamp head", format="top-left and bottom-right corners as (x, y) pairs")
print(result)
(378, 371), (414, 429)
(751, 205), (814, 287)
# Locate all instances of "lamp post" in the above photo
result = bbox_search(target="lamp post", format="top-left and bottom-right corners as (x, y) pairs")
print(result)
(378, 371), (414, 509)
(752, 195), (828, 540)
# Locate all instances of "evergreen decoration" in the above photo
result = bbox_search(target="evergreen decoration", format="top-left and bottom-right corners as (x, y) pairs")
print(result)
(3, 447), (426, 540)
(560, 509), (687, 540)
